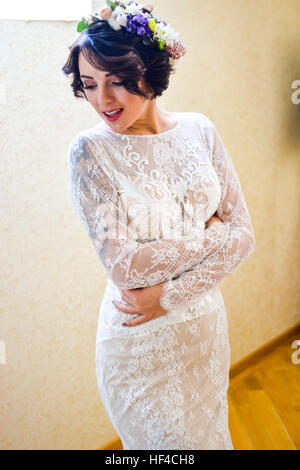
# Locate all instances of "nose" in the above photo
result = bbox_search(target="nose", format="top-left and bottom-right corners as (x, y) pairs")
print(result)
(96, 82), (114, 106)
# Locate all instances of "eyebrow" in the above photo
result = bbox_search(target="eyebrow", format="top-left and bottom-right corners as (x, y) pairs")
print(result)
(80, 73), (112, 79)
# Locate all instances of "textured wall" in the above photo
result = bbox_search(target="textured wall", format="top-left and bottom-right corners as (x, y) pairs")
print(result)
(0, 0), (299, 450)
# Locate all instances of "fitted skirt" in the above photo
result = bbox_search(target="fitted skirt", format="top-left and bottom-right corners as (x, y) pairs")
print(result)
(95, 294), (234, 450)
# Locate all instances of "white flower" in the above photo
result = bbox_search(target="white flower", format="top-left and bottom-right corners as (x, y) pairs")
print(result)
(107, 5), (128, 30)
(154, 22), (179, 46)
(125, 2), (144, 15)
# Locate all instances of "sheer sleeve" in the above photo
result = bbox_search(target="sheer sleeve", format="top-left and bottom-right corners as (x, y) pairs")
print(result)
(68, 133), (231, 290)
(159, 118), (256, 311)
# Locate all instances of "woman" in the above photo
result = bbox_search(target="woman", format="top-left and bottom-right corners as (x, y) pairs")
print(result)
(62, 1), (255, 450)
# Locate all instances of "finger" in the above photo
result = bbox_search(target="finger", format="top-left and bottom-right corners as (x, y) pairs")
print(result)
(113, 300), (140, 314)
(121, 288), (145, 306)
(120, 288), (141, 296)
(123, 315), (149, 327)
(120, 291), (136, 306)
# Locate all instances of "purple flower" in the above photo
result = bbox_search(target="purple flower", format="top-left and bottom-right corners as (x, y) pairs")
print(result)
(137, 25), (146, 36)
(125, 13), (152, 37)
(125, 16), (137, 32)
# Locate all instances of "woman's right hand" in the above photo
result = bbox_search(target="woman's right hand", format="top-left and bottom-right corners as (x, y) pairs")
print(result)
(206, 213), (224, 228)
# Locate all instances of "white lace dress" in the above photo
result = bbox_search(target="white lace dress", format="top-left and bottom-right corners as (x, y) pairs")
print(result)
(68, 111), (255, 450)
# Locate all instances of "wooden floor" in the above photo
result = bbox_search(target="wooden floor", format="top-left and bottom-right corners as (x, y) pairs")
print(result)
(228, 328), (300, 450)
(99, 325), (300, 451)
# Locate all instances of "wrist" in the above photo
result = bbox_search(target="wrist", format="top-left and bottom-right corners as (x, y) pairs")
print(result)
(159, 279), (173, 312)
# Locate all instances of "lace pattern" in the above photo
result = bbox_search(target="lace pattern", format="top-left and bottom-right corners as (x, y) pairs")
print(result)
(159, 117), (256, 312)
(68, 111), (254, 449)
(68, 111), (255, 339)
(95, 293), (234, 449)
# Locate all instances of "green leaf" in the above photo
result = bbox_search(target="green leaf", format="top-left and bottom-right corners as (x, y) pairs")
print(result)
(77, 18), (89, 33)
(106, 0), (117, 10)
(156, 38), (166, 50)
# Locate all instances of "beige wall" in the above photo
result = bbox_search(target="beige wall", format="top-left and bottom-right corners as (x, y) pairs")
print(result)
(0, 0), (299, 450)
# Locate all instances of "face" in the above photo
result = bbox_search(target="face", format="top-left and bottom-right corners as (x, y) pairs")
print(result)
(78, 51), (152, 134)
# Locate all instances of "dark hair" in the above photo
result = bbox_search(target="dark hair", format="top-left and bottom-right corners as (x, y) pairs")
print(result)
(61, 20), (176, 101)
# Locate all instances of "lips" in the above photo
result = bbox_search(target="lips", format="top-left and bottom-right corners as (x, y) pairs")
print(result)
(103, 107), (123, 114)
(103, 108), (124, 122)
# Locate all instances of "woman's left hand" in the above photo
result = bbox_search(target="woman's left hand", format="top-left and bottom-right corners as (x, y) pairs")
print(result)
(113, 282), (168, 327)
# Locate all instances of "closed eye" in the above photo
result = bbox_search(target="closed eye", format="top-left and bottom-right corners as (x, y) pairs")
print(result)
(83, 82), (123, 90)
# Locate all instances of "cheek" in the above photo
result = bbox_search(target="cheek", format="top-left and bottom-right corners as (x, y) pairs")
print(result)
(119, 88), (144, 109)
(125, 97), (145, 114)
(118, 88), (131, 102)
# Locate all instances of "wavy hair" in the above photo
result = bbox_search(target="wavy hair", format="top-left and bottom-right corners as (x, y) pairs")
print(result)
(61, 20), (176, 101)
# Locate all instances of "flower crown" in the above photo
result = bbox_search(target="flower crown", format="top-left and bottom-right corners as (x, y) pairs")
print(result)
(77, 0), (187, 66)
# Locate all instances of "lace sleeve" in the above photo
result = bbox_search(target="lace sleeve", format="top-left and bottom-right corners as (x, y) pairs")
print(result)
(159, 119), (256, 311)
(68, 133), (230, 290)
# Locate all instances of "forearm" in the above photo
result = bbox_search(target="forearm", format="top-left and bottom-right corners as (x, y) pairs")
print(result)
(109, 220), (231, 289)
(159, 224), (255, 311)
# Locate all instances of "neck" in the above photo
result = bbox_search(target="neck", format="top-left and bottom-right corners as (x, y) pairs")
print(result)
(125, 101), (173, 136)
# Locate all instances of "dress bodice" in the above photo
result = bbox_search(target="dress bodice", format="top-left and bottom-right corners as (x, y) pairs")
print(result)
(68, 111), (255, 339)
